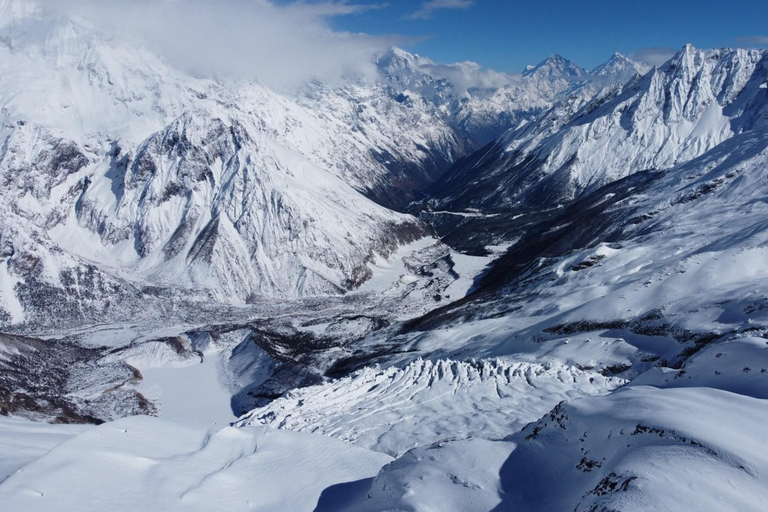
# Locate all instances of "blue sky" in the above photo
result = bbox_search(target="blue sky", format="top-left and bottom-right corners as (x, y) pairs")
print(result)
(45, 0), (768, 90)
(323, 0), (768, 72)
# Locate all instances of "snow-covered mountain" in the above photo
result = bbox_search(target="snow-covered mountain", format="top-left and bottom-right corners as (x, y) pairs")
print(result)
(0, 1), (448, 324)
(0, 0), (650, 326)
(374, 48), (644, 149)
(591, 51), (651, 79)
(2, 0), (768, 510)
(428, 44), (768, 210)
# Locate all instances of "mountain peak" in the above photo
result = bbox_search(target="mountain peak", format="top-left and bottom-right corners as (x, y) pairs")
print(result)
(670, 43), (700, 61)
(523, 53), (586, 79)
(377, 47), (417, 70)
(610, 51), (629, 62)
(660, 43), (706, 75)
(591, 52), (650, 77)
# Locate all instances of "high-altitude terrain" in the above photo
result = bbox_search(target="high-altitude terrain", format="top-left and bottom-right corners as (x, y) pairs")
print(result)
(1, 1), (767, 510)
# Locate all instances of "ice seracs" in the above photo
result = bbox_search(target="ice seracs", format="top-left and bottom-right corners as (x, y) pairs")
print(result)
(237, 357), (624, 457)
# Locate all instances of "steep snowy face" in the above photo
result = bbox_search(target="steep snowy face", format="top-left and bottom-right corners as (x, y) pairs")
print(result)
(0, 1), (227, 144)
(429, 45), (768, 210)
(375, 48), (455, 105)
(72, 109), (423, 301)
(295, 81), (462, 208)
(0, 108), (424, 324)
(0, 4), (434, 323)
(521, 53), (590, 99)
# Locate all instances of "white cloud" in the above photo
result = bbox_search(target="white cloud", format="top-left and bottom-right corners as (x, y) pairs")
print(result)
(35, 0), (398, 92)
(628, 47), (677, 67)
(408, 0), (475, 20)
(413, 57), (521, 92)
(735, 36), (768, 48)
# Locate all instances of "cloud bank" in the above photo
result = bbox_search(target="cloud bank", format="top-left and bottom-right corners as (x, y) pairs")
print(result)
(628, 47), (678, 67)
(735, 36), (768, 48)
(409, 0), (475, 21)
(409, 56), (521, 92)
(36, 0), (399, 92)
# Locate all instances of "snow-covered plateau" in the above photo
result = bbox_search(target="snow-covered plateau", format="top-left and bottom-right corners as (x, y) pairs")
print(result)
(1, 0), (768, 510)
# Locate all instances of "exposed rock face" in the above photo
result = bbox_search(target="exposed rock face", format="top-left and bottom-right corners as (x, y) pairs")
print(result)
(0, 333), (154, 424)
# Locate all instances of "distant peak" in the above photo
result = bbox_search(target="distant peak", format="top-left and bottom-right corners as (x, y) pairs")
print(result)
(377, 47), (417, 70)
(546, 53), (567, 62)
(381, 47), (416, 61)
(540, 54), (572, 67)
(592, 52), (650, 77)
(523, 53), (586, 78)
(388, 47), (414, 59)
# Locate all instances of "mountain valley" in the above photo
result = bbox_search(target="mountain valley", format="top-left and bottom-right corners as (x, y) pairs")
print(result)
(1, 1), (768, 510)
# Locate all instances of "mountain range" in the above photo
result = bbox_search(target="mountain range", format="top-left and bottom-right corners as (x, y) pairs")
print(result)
(1, 1), (767, 510)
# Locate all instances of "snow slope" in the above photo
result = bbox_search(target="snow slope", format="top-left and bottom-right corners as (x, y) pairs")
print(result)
(0, 416), (392, 512)
(343, 386), (768, 512)
(0, 417), (87, 483)
(2, 2), (768, 510)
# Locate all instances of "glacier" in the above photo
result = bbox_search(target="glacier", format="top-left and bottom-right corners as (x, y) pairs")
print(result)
(1, 0), (768, 510)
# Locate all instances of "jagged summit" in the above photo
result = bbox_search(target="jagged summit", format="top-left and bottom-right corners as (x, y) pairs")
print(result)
(427, 45), (768, 210)
(375, 47), (419, 80)
(523, 53), (587, 79)
(591, 52), (650, 77)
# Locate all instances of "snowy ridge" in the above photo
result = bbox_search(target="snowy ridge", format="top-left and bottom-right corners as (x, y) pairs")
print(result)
(523, 53), (587, 82)
(430, 45), (768, 209)
(631, 336), (768, 397)
(0, 1), (672, 324)
(507, 386), (768, 511)
(343, 386), (768, 512)
(1, 2), (768, 510)
(374, 48), (641, 148)
(237, 357), (624, 456)
(72, 108), (423, 300)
